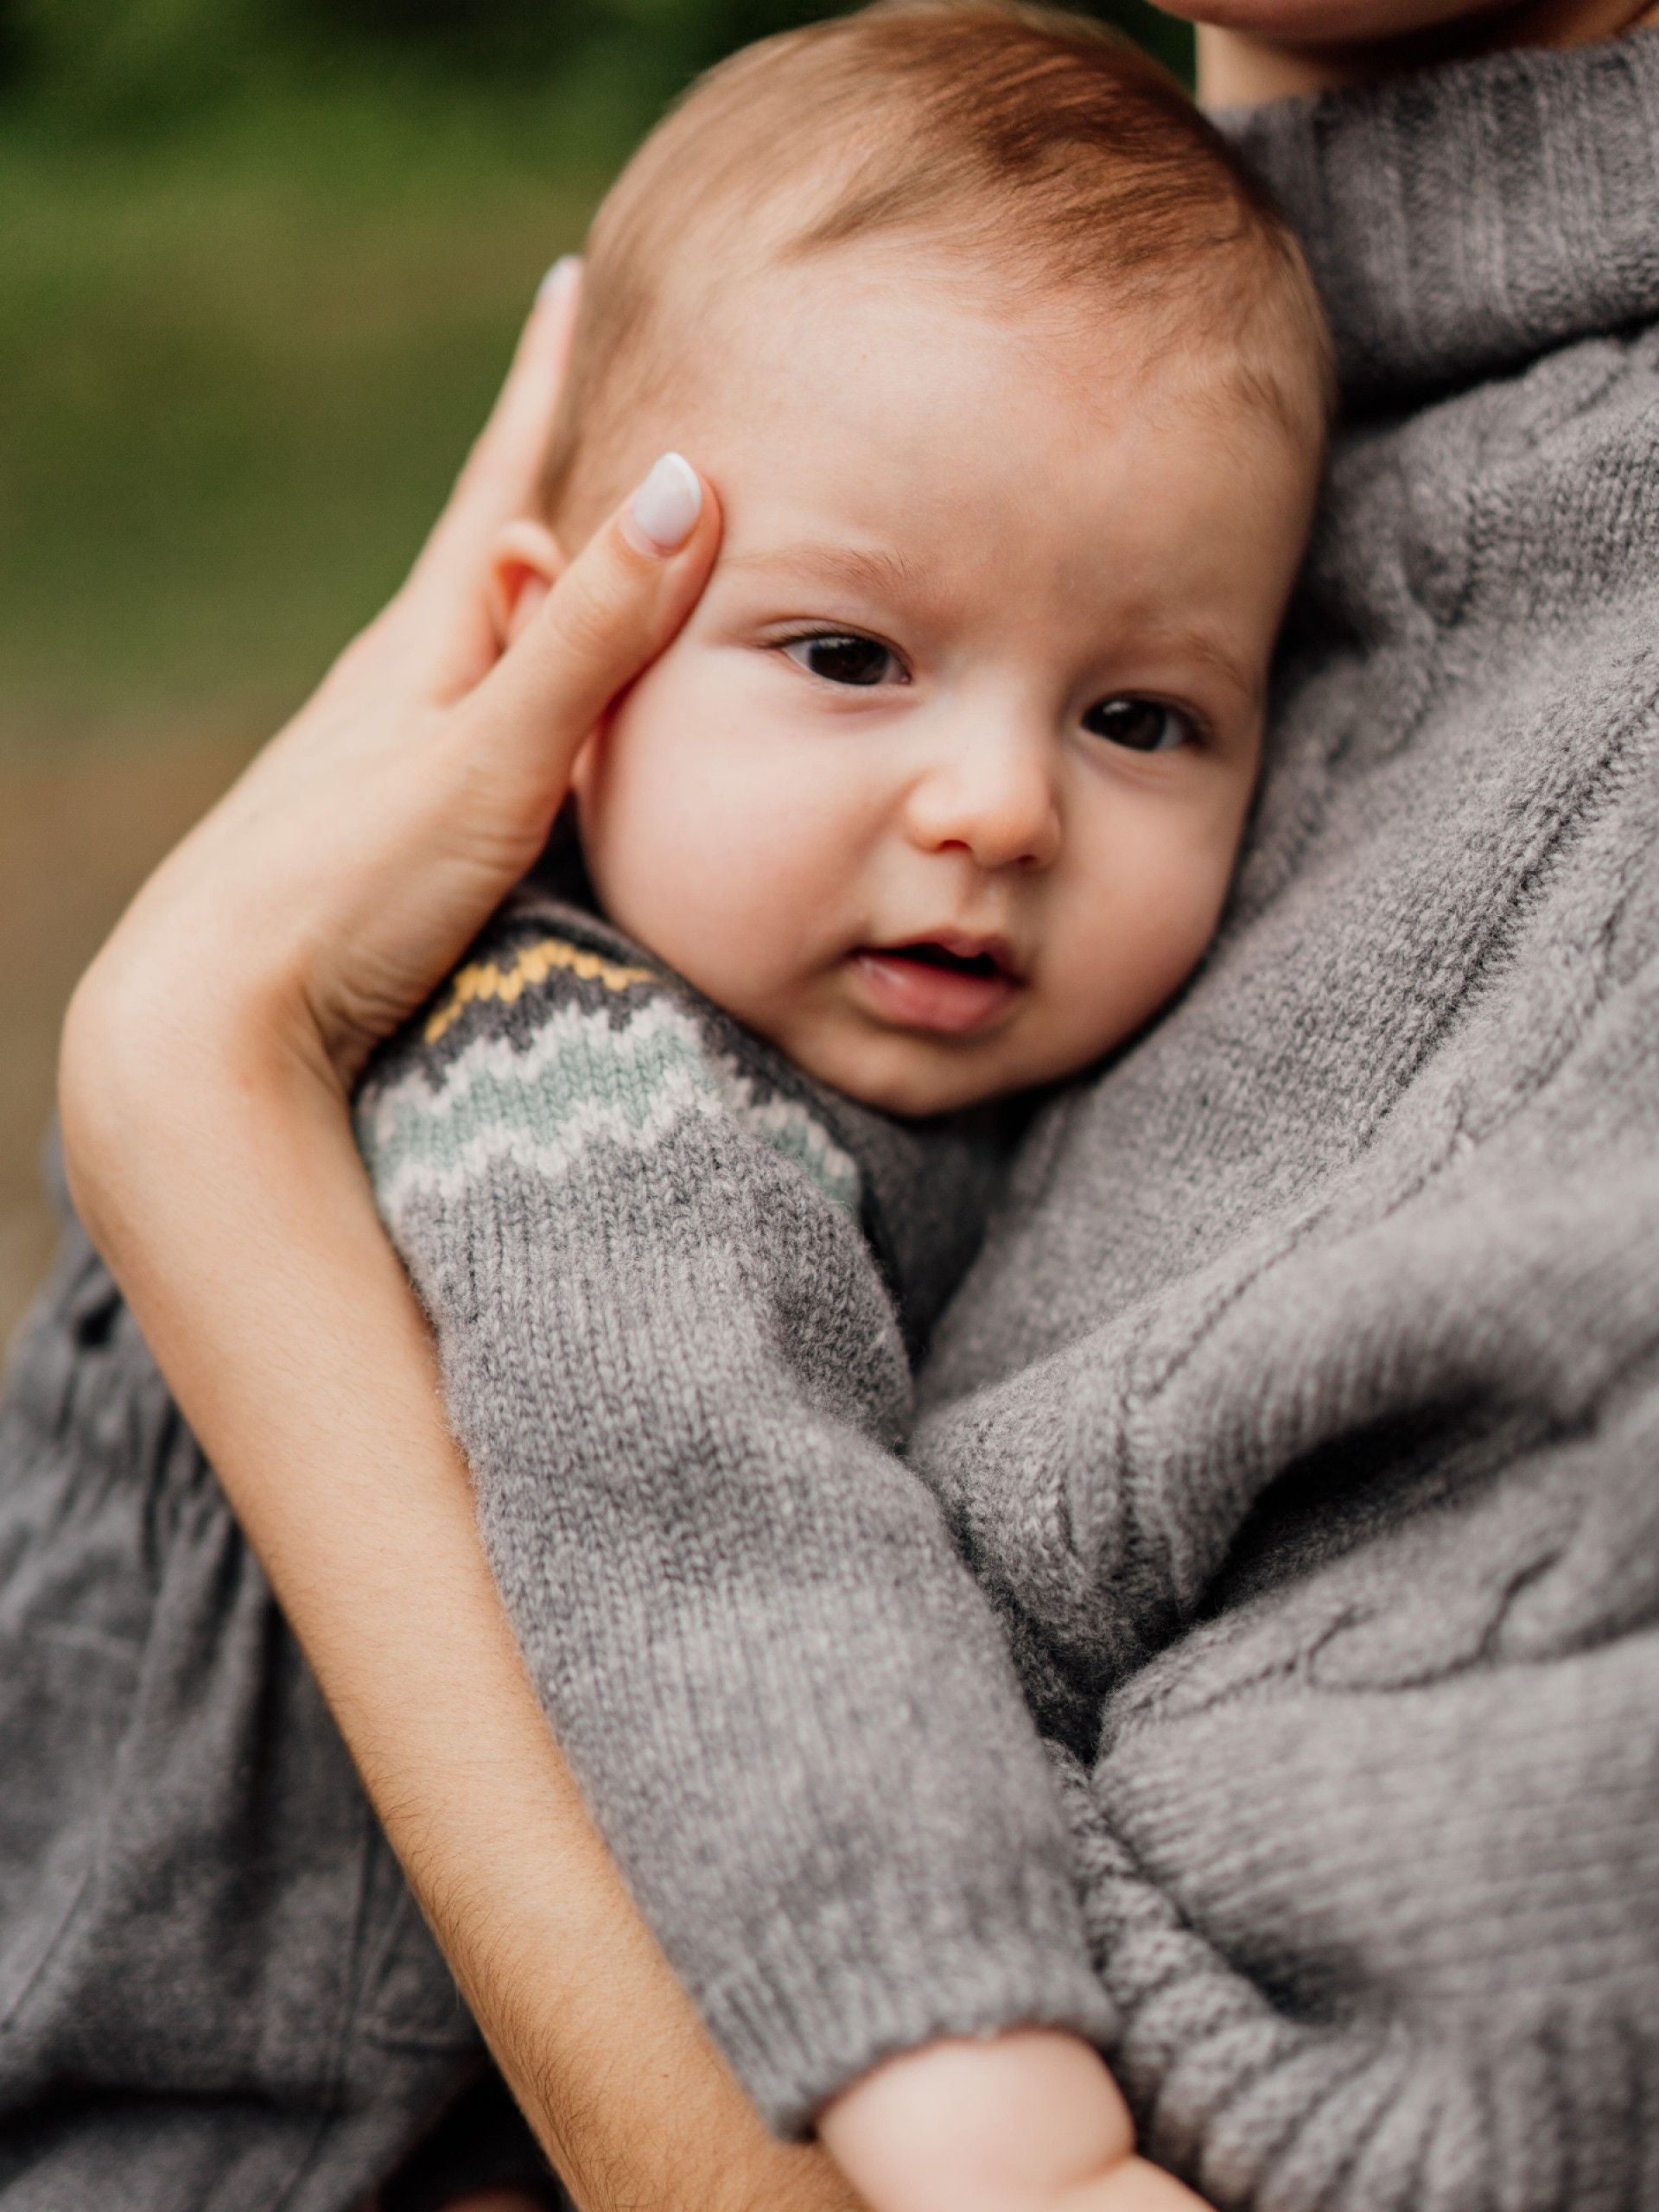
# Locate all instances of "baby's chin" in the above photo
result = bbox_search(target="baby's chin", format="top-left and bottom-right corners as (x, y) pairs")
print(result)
(768, 1021), (1048, 1122)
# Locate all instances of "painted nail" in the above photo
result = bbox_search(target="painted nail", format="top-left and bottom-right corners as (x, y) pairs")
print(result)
(537, 254), (580, 307)
(625, 453), (702, 555)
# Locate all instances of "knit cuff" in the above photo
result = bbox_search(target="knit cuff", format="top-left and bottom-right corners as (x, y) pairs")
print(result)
(693, 1846), (1118, 2139)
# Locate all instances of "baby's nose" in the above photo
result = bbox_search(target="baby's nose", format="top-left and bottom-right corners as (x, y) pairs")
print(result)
(904, 728), (1062, 871)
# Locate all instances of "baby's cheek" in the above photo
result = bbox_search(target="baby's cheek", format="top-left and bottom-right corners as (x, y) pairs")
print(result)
(1051, 869), (1227, 1069)
(583, 804), (798, 1025)
(577, 749), (730, 956)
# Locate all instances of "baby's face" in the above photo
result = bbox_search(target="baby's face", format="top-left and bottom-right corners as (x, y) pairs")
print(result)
(575, 256), (1318, 1116)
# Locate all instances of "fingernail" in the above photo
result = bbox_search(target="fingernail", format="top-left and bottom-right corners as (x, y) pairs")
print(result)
(625, 453), (702, 556)
(537, 254), (580, 307)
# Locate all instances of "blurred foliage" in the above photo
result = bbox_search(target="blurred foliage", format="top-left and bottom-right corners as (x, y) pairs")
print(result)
(0, 0), (1191, 745)
(0, 0), (1190, 126)
(0, 100), (599, 736)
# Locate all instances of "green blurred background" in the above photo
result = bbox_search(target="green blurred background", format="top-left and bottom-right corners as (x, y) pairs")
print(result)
(0, 0), (1190, 1339)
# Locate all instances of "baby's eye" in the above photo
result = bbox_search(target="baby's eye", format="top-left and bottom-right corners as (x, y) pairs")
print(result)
(782, 632), (901, 688)
(1082, 696), (1195, 753)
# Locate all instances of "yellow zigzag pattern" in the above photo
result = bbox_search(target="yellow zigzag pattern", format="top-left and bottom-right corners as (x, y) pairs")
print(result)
(425, 936), (656, 1045)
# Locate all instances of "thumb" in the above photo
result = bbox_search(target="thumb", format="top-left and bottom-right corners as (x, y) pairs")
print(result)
(461, 452), (721, 806)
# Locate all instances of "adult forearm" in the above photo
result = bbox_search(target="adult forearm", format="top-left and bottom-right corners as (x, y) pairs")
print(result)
(61, 1025), (856, 2212)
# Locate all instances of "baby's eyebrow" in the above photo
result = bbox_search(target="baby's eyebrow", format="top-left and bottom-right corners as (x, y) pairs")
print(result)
(1141, 624), (1262, 705)
(720, 542), (920, 604)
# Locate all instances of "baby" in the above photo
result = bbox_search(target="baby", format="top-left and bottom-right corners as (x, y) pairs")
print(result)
(355, 4), (1330, 2209)
(0, 4), (1328, 2210)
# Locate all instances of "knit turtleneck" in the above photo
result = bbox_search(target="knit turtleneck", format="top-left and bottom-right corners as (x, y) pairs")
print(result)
(1225, 29), (1659, 404)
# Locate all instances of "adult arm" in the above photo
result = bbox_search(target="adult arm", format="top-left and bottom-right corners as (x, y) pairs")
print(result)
(58, 278), (856, 2212)
(68, 1031), (860, 2212)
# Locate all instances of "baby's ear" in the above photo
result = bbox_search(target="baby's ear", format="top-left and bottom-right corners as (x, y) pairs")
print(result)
(488, 519), (567, 649)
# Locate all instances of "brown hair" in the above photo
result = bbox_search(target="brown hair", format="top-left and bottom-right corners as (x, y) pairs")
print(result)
(542, 0), (1330, 531)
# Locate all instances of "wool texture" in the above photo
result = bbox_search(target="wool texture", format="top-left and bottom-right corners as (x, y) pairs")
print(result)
(910, 35), (1659, 2212)
(0, 31), (1656, 2212)
(354, 873), (1116, 2134)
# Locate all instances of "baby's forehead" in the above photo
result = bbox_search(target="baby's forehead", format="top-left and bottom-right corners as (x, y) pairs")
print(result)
(683, 240), (1312, 481)
(683, 266), (1313, 666)
(543, 8), (1331, 538)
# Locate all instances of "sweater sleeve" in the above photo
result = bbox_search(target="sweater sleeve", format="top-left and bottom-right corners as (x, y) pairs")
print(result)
(355, 916), (1112, 2135)
(1052, 1504), (1659, 2212)
(997, 950), (1659, 2212)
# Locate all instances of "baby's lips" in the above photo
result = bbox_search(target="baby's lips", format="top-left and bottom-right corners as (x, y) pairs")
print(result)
(917, 926), (1022, 980)
(867, 925), (1024, 981)
(849, 945), (1023, 1035)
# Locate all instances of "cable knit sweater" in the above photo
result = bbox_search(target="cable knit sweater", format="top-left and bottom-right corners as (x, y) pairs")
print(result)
(369, 32), (1659, 2199)
(909, 36), (1659, 2212)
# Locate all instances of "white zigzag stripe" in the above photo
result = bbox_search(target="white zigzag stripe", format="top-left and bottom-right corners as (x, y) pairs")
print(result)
(368, 1058), (723, 1220)
(361, 991), (860, 1220)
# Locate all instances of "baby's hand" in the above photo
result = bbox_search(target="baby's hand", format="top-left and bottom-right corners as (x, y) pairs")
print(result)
(818, 2028), (1211, 2212)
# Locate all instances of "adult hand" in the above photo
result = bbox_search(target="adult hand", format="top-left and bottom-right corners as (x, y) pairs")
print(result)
(49, 273), (841, 2212)
(62, 260), (720, 1157)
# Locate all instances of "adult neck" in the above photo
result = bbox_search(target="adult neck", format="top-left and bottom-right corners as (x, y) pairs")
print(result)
(1198, 0), (1659, 104)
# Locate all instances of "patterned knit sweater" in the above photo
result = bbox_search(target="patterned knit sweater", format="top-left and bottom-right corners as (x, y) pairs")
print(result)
(354, 862), (1114, 2133)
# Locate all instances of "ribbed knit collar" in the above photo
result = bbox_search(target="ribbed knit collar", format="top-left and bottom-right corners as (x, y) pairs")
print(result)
(1223, 29), (1659, 410)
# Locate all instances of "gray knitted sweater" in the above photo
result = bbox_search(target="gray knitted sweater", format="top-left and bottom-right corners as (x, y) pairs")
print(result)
(368, 34), (1659, 2206)
(354, 868), (1116, 2130)
(912, 35), (1659, 2212)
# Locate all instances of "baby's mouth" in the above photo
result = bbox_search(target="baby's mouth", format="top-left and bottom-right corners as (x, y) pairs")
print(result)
(851, 936), (1023, 1036)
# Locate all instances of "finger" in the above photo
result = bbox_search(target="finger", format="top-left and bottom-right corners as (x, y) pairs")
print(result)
(457, 452), (721, 813)
(410, 256), (583, 596)
(450, 256), (583, 527)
